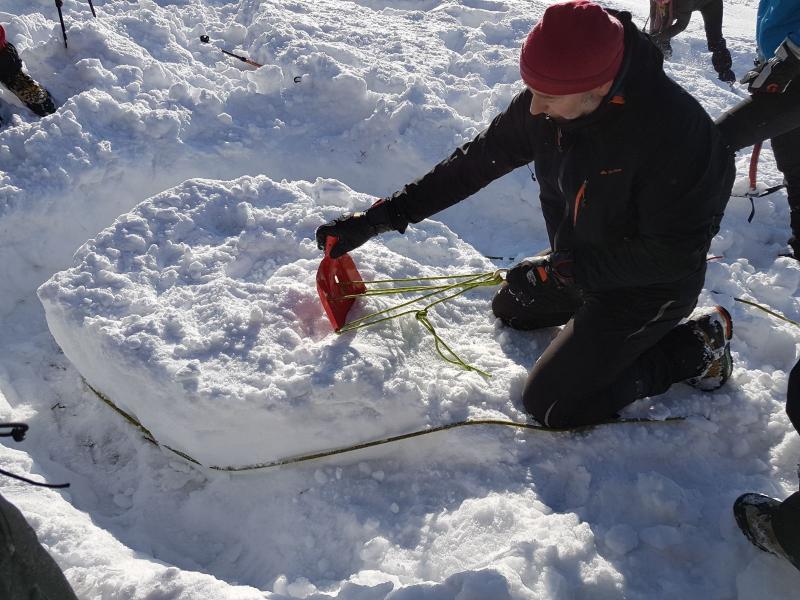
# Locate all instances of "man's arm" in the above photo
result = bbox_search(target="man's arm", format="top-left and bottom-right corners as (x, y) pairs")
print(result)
(390, 89), (538, 224)
(316, 90), (538, 257)
(574, 114), (733, 290)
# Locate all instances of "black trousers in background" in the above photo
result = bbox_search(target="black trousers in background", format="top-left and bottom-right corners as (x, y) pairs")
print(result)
(0, 492), (79, 600)
(651, 0), (725, 47)
(698, 0), (725, 48)
(773, 361), (800, 565)
(492, 271), (706, 427)
(718, 81), (800, 566)
(716, 82), (800, 231)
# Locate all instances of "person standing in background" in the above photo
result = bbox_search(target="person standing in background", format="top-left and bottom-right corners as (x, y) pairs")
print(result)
(714, 0), (800, 572)
(648, 0), (736, 82)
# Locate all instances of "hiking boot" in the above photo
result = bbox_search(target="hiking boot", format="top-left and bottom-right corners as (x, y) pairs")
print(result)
(1, 70), (55, 117)
(733, 493), (800, 569)
(685, 305), (733, 391)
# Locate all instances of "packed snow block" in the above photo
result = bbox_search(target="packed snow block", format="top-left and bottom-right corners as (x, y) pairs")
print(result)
(38, 175), (511, 467)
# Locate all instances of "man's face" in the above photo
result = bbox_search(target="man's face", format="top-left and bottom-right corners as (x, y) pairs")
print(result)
(527, 86), (605, 122)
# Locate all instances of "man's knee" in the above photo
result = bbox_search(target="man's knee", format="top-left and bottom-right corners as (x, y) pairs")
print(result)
(522, 375), (580, 428)
(491, 285), (514, 321)
(491, 285), (541, 330)
(491, 285), (575, 331)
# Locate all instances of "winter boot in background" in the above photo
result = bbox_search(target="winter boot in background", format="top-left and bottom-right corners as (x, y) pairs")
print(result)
(734, 493), (800, 571)
(685, 305), (733, 390)
(0, 39), (56, 118)
(709, 38), (736, 83)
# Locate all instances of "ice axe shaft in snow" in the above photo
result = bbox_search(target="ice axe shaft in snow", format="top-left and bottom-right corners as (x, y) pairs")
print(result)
(316, 236), (366, 331)
(55, 0), (97, 48)
(199, 35), (263, 68)
(55, 1), (68, 48)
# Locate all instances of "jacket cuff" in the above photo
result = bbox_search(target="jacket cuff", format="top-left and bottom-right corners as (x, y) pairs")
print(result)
(366, 198), (409, 234)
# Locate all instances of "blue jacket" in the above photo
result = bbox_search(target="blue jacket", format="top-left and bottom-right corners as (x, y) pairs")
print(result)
(756, 0), (800, 59)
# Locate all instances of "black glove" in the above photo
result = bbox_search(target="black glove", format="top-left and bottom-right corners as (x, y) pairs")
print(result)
(315, 199), (407, 259)
(504, 251), (574, 306)
(505, 257), (550, 306)
(741, 37), (800, 94)
(709, 43), (735, 83)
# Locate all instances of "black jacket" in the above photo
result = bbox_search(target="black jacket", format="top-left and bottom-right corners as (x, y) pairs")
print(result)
(388, 11), (734, 292)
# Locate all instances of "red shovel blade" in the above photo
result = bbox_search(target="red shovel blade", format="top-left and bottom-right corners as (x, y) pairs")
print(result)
(316, 236), (367, 331)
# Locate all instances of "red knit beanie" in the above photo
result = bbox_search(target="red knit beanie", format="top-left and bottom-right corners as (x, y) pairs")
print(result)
(520, 1), (624, 95)
(0, 26), (6, 50)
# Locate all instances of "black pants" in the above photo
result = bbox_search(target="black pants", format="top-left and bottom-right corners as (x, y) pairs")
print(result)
(772, 361), (800, 565)
(699, 0), (724, 48)
(718, 83), (800, 564)
(716, 83), (800, 231)
(0, 492), (79, 600)
(492, 272), (705, 427)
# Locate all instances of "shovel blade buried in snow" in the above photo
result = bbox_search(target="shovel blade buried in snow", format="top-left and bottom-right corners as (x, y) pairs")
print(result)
(316, 236), (366, 331)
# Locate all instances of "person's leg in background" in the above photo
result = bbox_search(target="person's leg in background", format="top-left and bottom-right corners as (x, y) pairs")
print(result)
(733, 357), (800, 571)
(0, 492), (79, 599)
(700, 0), (736, 82)
(772, 126), (800, 256)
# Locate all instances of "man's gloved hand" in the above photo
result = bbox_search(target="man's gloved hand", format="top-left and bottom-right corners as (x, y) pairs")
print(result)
(741, 37), (800, 94)
(712, 52), (735, 83)
(504, 251), (574, 306)
(315, 198), (406, 259)
(708, 39), (736, 83)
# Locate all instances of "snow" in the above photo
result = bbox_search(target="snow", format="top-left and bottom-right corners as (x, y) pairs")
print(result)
(37, 175), (518, 467)
(1, 0), (800, 598)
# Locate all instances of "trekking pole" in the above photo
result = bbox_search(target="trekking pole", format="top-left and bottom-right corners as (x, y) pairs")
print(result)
(199, 35), (263, 68)
(87, 0), (96, 17)
(55, 0), (68, 48)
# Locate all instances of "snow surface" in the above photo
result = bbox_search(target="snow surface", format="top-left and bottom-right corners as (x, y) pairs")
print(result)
(2, 0), (800, 598)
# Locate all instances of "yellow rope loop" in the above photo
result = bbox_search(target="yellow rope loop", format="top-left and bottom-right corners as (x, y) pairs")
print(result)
(415, 309), (492, 379)
(333, 270), (503, 376)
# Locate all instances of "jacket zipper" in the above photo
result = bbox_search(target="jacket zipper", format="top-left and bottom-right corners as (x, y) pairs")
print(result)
(554, 126), (571, 252)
